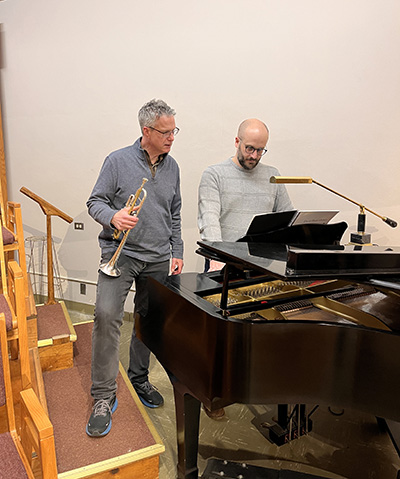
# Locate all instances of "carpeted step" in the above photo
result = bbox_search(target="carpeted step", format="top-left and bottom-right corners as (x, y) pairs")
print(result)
(42, 321), (164, 479)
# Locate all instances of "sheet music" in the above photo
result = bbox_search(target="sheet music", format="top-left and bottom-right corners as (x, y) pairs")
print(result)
(290, 210), (338, 226)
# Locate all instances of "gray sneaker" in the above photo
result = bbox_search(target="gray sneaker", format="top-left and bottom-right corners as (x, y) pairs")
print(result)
(86, 396), (118, 437)
(133, 381), (164, 408)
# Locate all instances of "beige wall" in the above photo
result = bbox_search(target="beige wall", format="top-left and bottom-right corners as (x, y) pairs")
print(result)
(1, 0), (400, 308)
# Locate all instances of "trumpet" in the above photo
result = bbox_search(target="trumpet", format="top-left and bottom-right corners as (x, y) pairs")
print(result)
(100, 178), (148, 277)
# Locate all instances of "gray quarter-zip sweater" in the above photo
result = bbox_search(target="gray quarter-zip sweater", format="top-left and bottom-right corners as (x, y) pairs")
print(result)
(87, 138), (184, 262)
(198, 158), (293, 242)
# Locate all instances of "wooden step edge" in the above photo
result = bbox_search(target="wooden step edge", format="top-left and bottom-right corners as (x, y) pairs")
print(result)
(59, 300), (78, 341)
(37, 334), (76, 348)
(57, 444), (164, 479)
(72, 319), (94, 326)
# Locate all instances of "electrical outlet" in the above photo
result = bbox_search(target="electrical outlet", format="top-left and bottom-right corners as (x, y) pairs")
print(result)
(80, 283), (86, 295)
(74, 222), (84, 230)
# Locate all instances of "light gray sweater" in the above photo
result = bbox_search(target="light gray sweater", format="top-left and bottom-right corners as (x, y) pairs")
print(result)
(87, 139), (184, 262)
(198, 158), (293, 242)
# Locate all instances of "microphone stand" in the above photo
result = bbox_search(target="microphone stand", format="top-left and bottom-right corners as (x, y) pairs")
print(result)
(270, 176), (397, 245)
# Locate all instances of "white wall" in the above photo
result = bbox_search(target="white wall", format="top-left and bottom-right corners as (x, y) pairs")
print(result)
(1, 0), (400, 308)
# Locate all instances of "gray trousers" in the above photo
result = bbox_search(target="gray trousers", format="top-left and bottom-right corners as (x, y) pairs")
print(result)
(90, 251), (169, 399)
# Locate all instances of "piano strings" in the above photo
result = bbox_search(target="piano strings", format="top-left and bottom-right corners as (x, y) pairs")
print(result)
(202, 279), (391, 330)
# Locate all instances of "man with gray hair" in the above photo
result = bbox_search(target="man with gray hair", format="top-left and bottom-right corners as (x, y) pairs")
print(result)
(86, 99), (184, 437)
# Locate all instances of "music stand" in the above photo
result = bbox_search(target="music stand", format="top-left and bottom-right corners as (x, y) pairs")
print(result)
(238, 210), (347, 246)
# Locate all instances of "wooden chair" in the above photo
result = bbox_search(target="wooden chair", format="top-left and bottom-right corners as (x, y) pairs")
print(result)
(0, 312), (58, 479)
(0, 260), (31, 389)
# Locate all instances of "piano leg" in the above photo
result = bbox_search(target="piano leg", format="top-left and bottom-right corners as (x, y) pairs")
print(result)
(173, 380), (201, 479)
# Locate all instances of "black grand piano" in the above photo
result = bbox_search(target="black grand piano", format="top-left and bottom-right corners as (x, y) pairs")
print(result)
(136, 223), (400, 479)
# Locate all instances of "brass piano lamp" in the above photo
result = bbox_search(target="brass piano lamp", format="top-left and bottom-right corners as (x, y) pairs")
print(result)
(270, 176), (397, 244)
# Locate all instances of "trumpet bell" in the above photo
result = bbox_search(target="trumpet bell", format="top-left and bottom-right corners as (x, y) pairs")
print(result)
(99, 261), (121, 277)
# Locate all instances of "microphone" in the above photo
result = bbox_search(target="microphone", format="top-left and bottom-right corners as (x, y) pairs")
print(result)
(270, 176), (397, 244)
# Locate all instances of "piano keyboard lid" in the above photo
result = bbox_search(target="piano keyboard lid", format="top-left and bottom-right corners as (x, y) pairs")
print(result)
(197, 241), (400, 281)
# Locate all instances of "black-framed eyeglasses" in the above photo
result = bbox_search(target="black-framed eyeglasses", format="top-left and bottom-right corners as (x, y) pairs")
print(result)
(239, 138), (267, 156)
(148, 126), (180, 137)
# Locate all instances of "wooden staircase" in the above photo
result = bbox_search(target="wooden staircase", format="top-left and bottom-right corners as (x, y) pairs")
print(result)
(10, 294), (165, 479)
(38, 319), (165, 479)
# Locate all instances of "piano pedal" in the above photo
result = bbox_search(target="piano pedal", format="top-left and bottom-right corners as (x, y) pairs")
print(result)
(268, 417), (313, 446)
(252, 412), (313, 446)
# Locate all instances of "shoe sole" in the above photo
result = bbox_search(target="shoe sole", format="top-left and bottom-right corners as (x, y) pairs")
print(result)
(137, 395), (164, 409)
(86, 398), (118, 437)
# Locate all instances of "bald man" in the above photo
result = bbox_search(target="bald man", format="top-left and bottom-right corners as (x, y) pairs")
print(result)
(198, 118), (294, 271)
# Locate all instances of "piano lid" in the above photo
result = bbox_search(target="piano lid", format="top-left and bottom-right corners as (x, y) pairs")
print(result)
(197, 241), (400, 280)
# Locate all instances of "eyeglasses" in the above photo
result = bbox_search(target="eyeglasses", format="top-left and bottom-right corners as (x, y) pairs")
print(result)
(239, 138), (267, 156)
(148, 126), (180, 137)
